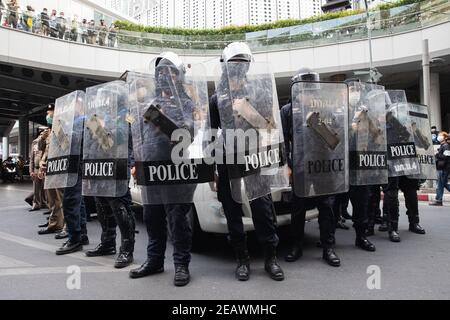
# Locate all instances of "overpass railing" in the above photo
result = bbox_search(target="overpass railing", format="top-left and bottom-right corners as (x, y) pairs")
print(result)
(0, 0), (449, 55)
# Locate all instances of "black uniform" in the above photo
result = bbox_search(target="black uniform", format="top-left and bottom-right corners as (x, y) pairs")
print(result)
(90, 127), (136, 263)
(142, 92), (196, 268)
(382, 177), (400, 232)
(382, 176), (423, 230)
(209, 94), (279, 251)
(398, 176), (421, 225)
(367, 185), (383, 230)
(334, 186), (370, 236)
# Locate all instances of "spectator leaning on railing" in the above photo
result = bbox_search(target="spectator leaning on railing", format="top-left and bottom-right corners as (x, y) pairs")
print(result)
(22, 5), (33, 32)
(6, 0), (19, 28)
(97, 19), (107, 46)
(0, 1), (5, 25)
(88, 19), (96, 44)
(56, 11), (66, 39)
(40, 8), (49, 36)
(70, 15), (78, 41)
(49, 9), (57, 37)
(80, 18), (88, 43)
(108, 23), (118, 47)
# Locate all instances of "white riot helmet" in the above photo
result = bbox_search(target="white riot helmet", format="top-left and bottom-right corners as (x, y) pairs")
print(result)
(151, 51), (186, 82)
(220, 42), (253, 63)
(291, 67), (320, 83)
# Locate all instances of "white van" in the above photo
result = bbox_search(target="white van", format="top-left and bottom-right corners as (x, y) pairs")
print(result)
(130, 179), (318, 247)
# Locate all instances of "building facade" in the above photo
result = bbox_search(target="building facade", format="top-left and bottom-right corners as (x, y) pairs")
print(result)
(107, 0), (327, 29)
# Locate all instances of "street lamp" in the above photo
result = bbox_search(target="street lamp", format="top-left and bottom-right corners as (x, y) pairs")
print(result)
(363, 0), (382, 83)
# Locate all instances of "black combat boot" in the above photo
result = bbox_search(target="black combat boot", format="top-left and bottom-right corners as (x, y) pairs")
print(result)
(285, 242), (303, 262)
(115, 239), (134, 269)
(388, 222), (401, 242)
(111, 203), (135, 269)
(56, 237), (83, 256)
(322, 247), (341, 267)
(264, 246), (284, 281)
(355, 235), (376, 252)
(81, 224), (89, 245)
(86, 242), (116, 257)
(409, 223), (426, 234)
(234, 246), (250, 281)
(86, 229), (116, 257)
(129, 260), (164, 279)
(174, 264), (190, 287)
(355, 226), (376, 251)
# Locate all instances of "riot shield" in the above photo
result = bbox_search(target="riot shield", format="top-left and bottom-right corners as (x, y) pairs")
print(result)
(215, 61), (288, 203)
(348, 82), (388, 186)
(44, 90), (85, 189)
(291, 81), (349, 198)
(82, 80), (130, 197)
(385, 90), (420, 177)
(406, 103), (435, 180)
(128, 64), (215, 205)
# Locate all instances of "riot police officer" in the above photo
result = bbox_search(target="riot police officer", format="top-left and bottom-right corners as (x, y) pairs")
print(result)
(86, 126), (136, 269)
(209, 42), (285, 281)
(128, 52), (196, 287)
(337, 80), (387, 252)
(282, 68), (341, 267)
(383, 90), (422, 242)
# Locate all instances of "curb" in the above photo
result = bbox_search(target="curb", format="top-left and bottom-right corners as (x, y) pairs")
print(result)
(382, 193), (450, 203)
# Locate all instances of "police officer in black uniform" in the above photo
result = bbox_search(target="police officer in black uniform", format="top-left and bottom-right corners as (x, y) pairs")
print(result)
(129, 52), (194, 287)
(86, 127), (136, 269)
(335, 79), (378, 252)
(209, 42), (284, 281)
(281, 68), (341, 267)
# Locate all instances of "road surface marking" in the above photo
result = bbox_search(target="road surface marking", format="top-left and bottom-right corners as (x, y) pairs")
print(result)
(0, 205), (30, 211)
(0, 255), (34, 268)
(0, 186), (32, 193)
(0, 231), (139, 268)
(0, 266), (130, 277)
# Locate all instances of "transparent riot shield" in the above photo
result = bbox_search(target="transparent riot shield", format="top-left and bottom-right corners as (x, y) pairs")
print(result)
(128, 64), (215, 205)
(44, 90), (85, 189)
(385, 90), (420, 177)
(82, 81), (130, 197)
(348, 82), (388, 186)
(407, 103), (435, 180)
(215, 61), (288, 203)
(291, 81), (349, 198)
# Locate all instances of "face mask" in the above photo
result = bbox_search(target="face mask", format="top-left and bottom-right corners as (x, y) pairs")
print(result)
(349, 92), (360, 107)
(46, 115), (53, 126)
(438, 135), (445, 143)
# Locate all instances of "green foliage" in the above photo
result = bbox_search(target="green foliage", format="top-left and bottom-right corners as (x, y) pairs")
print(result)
(114, 0), (427, 37)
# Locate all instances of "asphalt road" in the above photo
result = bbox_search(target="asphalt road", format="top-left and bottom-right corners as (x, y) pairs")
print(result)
(0, 183), (449, 300)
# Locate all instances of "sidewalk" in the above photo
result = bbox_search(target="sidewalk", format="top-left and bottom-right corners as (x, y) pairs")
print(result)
(398, 188), (450, 203)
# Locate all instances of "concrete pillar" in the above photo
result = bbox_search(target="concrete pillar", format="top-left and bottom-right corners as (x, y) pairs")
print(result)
(420, 72), (442, 130)
(18, 116), (29, 159)
(2, 137), (9, 159)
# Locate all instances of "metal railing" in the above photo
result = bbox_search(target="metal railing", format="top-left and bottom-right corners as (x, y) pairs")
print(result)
(0, 0), (449, 54)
